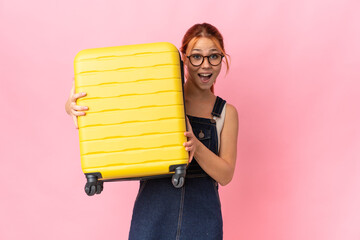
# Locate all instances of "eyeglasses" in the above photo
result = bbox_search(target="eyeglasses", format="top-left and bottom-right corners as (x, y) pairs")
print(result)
(187, 53), (224, 67)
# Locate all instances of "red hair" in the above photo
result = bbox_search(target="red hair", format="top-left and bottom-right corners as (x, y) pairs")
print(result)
(180, 23), (230, 93)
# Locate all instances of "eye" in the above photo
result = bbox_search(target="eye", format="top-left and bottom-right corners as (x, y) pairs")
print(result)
(209, 54), (220, 59)
(191, 54), (202, 59)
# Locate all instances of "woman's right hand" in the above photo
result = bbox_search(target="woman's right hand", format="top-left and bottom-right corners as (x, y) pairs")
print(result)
(65, 80), (88, 129)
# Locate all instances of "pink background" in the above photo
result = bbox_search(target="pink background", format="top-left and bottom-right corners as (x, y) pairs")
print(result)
(1, 0), (360, 239)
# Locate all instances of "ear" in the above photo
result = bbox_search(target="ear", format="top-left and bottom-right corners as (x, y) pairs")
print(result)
(181, 54), (189, 69)
(181, 53), (187, 62)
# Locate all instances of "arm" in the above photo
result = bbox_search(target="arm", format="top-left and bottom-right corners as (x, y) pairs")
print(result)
(184, 104), (239, 186)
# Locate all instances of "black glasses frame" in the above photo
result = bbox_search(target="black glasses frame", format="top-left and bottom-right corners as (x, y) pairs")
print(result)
(186, 54), (224, 67)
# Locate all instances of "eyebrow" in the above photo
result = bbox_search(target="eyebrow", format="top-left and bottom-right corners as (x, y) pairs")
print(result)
(192, 48), (220, 52)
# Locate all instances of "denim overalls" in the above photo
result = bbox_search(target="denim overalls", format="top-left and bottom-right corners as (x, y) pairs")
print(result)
(129, 96), (226, 240)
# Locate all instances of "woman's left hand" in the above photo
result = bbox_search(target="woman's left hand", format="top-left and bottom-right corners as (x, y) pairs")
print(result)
(183, 116), (199, 163)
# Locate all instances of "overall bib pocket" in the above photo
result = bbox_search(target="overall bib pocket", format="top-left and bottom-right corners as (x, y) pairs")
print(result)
(193, 128), (211, 148)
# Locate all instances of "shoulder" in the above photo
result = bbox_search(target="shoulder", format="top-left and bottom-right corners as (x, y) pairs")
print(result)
(224, 102), (238, 125)
(224, 102), (238, 117)
(219, 102), (239, 148)
(225, 103), (237, 115)
(216, 96), (238, 121)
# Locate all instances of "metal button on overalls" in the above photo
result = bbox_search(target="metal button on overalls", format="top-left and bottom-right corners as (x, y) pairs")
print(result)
(198, 130), (205, 139)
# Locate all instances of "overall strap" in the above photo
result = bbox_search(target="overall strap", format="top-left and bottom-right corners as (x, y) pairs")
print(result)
(211, 96), (227, 117)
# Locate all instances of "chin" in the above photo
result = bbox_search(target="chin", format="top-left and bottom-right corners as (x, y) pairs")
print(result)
(197, 82), (214, 91)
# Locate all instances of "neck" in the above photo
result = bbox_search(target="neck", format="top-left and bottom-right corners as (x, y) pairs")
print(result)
(184, 78), (214, 101)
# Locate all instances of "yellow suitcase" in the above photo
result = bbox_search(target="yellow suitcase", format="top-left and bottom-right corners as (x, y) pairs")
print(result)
(74, 42), (188, 196)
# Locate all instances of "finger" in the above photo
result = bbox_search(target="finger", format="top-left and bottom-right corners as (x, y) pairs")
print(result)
(72, 115), (79, 129)
(71, 109), (86, 117)
(70, 102), (87, 112)
(183, 139), (195, 147)
(185, 146), (194, 152)
(189, 151), (194, 163)
(184, 131), (194, 138)
(71, 104), (89, 111)
(71, 92), (87, 102)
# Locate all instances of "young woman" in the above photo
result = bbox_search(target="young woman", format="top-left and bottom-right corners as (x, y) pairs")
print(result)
(65, 23), (238, 240)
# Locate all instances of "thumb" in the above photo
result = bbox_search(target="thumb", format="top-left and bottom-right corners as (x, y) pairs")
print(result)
(71, 80), (75, 95)
(73, 115), (79, 129)
(189, 151), (194, 163)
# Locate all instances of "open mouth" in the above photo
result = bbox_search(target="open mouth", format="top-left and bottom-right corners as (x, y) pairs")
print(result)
(198, 73), (213, 82)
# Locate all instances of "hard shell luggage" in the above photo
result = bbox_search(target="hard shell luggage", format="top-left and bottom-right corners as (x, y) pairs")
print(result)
(74, 42), (188, 196)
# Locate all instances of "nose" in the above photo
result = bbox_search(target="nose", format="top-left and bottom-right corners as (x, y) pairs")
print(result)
(201, 56), (211, 68)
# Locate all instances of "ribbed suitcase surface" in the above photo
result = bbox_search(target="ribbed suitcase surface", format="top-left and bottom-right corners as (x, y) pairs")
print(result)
(74, 42), (188, 194)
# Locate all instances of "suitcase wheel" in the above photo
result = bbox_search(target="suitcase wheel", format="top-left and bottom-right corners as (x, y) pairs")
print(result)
(172, 175), (185, 188)
(85, 174), (103, 196)
(172, 166), (186, 188)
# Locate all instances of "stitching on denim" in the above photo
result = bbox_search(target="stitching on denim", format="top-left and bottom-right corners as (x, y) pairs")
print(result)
(213, 180), (221, 208)
(189, 120), (215, 125)
(211, 97), (220, 117)
(213, 98), (226, 117)
(214, 127), (219, 155)
(176, 186), (186, 240)
(218, 100), (226, 115)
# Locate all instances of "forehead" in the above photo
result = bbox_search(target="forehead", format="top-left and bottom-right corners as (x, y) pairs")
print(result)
(191, 37), (220, 53)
